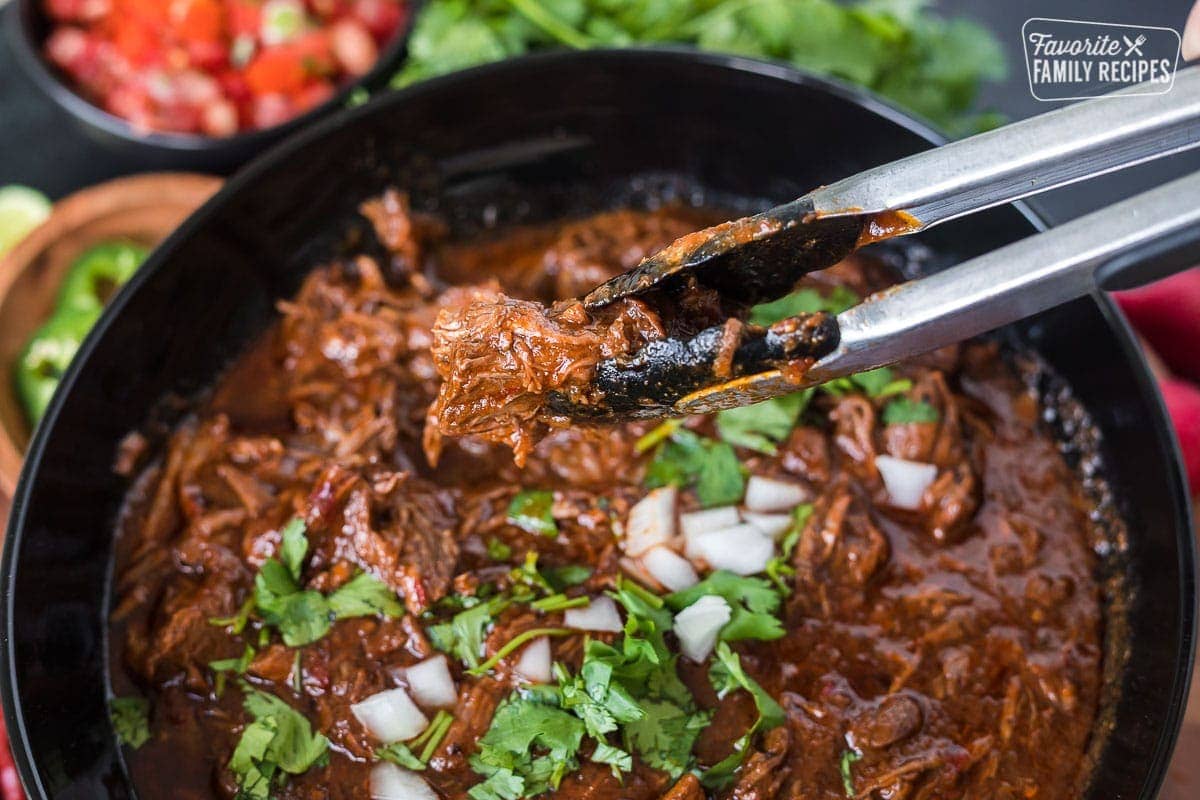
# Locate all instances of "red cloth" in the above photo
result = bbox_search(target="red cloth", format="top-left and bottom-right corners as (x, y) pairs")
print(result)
(1116, 268), (1200, 494)
(0, 715), (21, 800)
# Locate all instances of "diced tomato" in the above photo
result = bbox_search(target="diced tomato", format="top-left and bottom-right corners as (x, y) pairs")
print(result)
(329, 18), (375, 76)
(41, 0), (408, 134)
(252, 92), (294, 129)
(244, 48), (308, 95)
(175, 0), (225, 44)
(294, 80), (335, 112)
(226, 0), (262, 37)
(291, 31), (336, 77)
(46, 0), (111, 24)
(350, 0), (403, 41)
(108, 19), (159, 65)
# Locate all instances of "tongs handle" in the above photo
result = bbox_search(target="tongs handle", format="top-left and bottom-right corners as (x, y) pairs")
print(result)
(809, 169), (1200, 385)
(810, 66), (1200, 230)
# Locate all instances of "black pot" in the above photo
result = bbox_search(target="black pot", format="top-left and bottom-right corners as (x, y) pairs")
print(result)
(1, 49), (1194, 799)
(4, 0), (416, 173)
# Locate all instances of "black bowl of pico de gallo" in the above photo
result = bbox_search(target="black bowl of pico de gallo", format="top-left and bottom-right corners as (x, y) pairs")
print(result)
(5, 0), (416, 172)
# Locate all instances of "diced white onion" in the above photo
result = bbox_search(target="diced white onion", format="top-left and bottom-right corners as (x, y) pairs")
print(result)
(619, 556), (662, 590)
(513, 636), (552, 684)
(689, 525), (775, 576)
(564, 595), (623, 632)
(876, 455), (937, 510)
(370, 762), (438, 800)
(624, 487), (678, 556)
(403, 655), (457, 710)
(352, 687), (428, 744)
(680, 506), (739, 539)
(742, 511), (793, 540)
(641, 546), (700, 592)
(672, 595), (732, 663)
(744, 476), (810, 512)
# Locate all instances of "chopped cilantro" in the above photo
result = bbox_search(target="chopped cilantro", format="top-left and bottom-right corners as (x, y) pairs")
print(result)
(709, 643), (784, 729)
(468, 627), (572, 677)
(645, 428), (745, 508)
(427, 595), (510, 669)
(749, 285), (860, 326)
(110, 696), (151, 749)
(486, 537), (513, 561)
(230, 685), (329, 799)
(847, 367), (909, 398)
(701, 643), (785, 787)
(623, 698), (707, 778)
(666, 571), (784, 643)
(377, 741), (426, 770)
(543, 564), (592, 591)
(716, 389), (814, 455)
(822, 366), (912, 399)
(530, 593), (590, 613)
(247, 521), (401, 647)
(840, 748), (864, 796)
(209, 596), (255, 634)
(278, 517), (308, 582)
(380, 710), (455, 769)
(328, 572), (404, 620)
(507, 490), (558, 537)
(635, 419), (682, 453)
(883, 397), (940, 424)
(469, 695), (586, 799)
(210, 644), (256, 697)
(765, 503), (813, 595)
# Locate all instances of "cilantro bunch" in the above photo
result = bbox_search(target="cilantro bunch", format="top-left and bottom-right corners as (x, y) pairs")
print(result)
(466, 575), (789, 797)
(393, 0), (1005, 136)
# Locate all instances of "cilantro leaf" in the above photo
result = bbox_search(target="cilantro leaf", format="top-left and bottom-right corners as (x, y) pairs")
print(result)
(328, 572), (404, 620)
(507, 490), (558, 537)
(666, 571), (785, 643)
(882, 397), (940, 424)
(377, 741), (426, 770)
(543, 564), (592, 591)
(110, 696), (151, 749)
(622, 698), (707, 778)
(716, 389), (813, 455)
(645, 429), (745, 508)
(470, 695), (586, 798)
(840, 748), (864, 796)
(254, 573), (332, 648)
(709, 642), (784, 730)
(486, 537), (513, 561)
(427, 596), (509, 669)
(230, 685), (329, 798)
(278, 517), (308, 582)
(765, 503), (813, 594)
(701, 643), (785, 787)
(748, 285), (860, 325)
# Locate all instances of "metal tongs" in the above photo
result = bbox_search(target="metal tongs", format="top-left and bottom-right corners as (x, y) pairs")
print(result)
(550, 66), (1200, 420)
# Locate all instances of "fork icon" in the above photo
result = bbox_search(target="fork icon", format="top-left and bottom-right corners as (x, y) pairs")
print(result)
(1124, 34), (1147, 56)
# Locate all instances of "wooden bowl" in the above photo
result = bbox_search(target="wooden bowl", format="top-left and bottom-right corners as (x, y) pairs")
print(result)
(0, 173), (221, 498)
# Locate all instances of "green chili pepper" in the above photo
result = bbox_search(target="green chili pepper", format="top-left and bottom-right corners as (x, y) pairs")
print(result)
(15, 309), (97, 424)
(55, 242), (148, 316)
(15, 242), (149, 425)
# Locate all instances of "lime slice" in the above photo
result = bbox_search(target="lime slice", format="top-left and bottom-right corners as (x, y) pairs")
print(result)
(0, 185), (52, 257)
